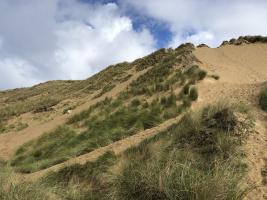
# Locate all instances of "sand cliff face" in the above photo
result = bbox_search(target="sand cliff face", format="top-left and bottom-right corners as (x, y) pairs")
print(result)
(194, 43), (267, 199)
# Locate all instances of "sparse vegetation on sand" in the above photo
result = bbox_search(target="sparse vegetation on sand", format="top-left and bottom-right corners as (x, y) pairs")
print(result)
(11, 93), (184, 173)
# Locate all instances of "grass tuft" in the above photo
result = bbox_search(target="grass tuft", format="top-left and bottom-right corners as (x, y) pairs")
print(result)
(259, 86), (267, 111)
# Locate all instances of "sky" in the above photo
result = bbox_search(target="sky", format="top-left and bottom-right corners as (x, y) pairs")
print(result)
(0, 0), (267, 90)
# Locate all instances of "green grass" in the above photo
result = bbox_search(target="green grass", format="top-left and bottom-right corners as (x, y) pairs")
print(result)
(45, 151), (116, 185)
(259, 86), (267, 111)
(121, 44), (197, 98)
(133, 48), (168, 71)
(189, 87), (198, 101)
(4, 102), (254, 199)
(42, 152), (117, 200)
(0, 97), (60, 121)
(11, 126), (77, 173)
(12, 96), (183, 173)
(40, 102), (253, 200)
(94, 84), (116, 98)
(0, 163), (54, 200)
(108, 102), (254, 200)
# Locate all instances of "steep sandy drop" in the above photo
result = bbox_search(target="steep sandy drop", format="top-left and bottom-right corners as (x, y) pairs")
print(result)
(194, 44), (267, 84)
(194, 44), (267, 199)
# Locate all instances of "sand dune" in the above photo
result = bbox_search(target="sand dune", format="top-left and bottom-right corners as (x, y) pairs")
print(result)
(194, 44), (267, 84)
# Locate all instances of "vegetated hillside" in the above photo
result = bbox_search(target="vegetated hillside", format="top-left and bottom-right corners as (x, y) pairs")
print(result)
(0, 36), (267, 199)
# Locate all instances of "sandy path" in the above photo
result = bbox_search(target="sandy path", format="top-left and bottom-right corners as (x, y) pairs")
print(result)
(194, 44), (267, 199)
(25, 115), (182, 181)
(0, 68), (149, 160)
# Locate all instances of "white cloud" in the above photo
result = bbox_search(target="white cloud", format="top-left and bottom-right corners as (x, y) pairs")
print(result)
(53, 3), (155, 80)
(122, 0), (267, 47)
(2, 0), (266, 90)
(0, 58), (39, 89)
(0, 0), (155, 90)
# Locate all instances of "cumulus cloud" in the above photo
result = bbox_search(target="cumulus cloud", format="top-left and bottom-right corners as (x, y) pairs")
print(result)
(122, 0), (267, 47)
(1, 0), (266, 90)
(0, 58), (39, 89)
(0, 0), (155, 90)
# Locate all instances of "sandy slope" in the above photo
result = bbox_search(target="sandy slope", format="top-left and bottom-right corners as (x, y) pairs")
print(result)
(194, 44), (267, 199)
(194, 44), (267, 83)
(0, 68), (149, 160)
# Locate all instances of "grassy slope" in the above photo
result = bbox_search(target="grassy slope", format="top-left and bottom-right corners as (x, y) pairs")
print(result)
(0, 61), (134, 133)
(11, 44), (209, 173)
(0, 102), (254, 200)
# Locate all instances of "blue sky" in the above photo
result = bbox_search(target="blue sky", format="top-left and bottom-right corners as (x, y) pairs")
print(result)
(0, 0), (267, 90)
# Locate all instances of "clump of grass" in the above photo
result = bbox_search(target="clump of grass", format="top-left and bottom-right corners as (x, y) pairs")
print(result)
(16, 122), (28, 131)
(182, 83), (190, 95)
(11, 126), (77, 173)
(94, 84), (116, 98)
(131, 98), (141, 107)
(189, 87), (198, 101)
(45, 151), (116, 186)
(111, 150), (249, 200)
(42, 152), (117, 200)
(259, 87), (267, 111)
(0, 122), (7, 134)
(211, 74), (220, 80)
(67, 97), (112, 124)
(183, 98), (192, 108)
(0, 163), (54, 200)
(198, 69), (207, 80)
(33, 97), (60, 113)
(161, 93), (176, 108)
(184, 65), (207, 82)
